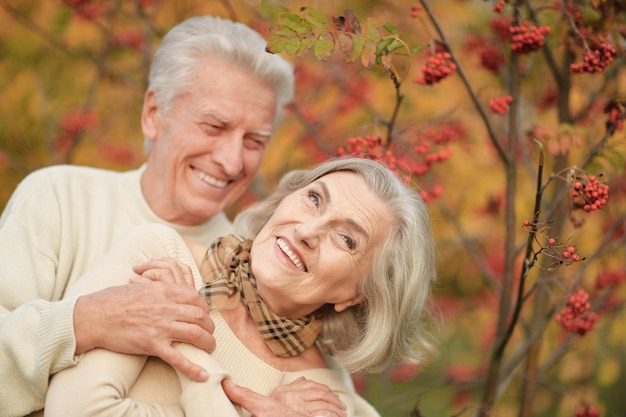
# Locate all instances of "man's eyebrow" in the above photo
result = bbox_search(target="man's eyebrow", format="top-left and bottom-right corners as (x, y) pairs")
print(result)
(319, 180), (370, 240)
(203, 112), (272, 138)
(203, 111), (229, 124)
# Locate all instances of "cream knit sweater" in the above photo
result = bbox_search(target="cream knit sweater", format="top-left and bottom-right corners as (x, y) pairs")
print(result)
(43, 223), (359, 416)
(1, 165), (379, 417)
(0, 165), (233, 417)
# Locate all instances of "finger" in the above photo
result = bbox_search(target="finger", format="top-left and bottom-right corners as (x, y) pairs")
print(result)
(152, 281), (211, 315)
(167, 319), (216, 354)
(135, 261), (186, 285)
(138, 268), (178, 284)
(303, 401), (348, 417)
(223, 380), (308, 417)
(156, 344), (209, 382)
(273, 379), (346, 411)
(134, 259), (195, 286)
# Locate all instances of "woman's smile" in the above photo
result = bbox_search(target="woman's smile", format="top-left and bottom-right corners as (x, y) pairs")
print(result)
(276, 237), (307, 272)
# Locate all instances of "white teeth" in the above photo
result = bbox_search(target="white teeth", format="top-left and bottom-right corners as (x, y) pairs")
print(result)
(194, 169), (228, 188)
(277, 238), (306, 271)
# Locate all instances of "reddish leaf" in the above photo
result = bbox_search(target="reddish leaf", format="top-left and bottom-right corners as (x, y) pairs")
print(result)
(338, 31), (354, 55)
(332, 9), (361, 34)
(361, 41), (376, 68)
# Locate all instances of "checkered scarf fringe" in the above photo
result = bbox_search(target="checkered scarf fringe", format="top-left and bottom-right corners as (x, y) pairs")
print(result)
(199, 235), (321, 357)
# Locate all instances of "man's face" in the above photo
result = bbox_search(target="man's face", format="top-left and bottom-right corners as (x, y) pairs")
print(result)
(141, 58), (278, 225)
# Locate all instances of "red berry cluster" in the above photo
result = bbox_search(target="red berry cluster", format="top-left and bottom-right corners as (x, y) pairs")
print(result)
(575, 405), (601, 417)
(604, 100), (625, 132)
(489, 95), (513, 115)
(410, 5), (423, 18)
(570, 40), (617, 74)
(112, 29), (145, 51)
(595, 269), (626, 290)
(509, 22), (551, 56)
(414, 52), (457, 85)
(337, 135), (404, 180)
(555, 290), (599, 335)
(464, 36), (505, 73)
(64, 0), (106, 20)
(571, 175), (609, 212)
(490, 17), (513, 42)
(55, 109), (98, 153)
(493, 0), (506, 13)
(561, 246), (582, 262)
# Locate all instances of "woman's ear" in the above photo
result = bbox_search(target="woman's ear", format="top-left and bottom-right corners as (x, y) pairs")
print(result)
(141, 90), (160, 141)
(334, 294), (364, 313)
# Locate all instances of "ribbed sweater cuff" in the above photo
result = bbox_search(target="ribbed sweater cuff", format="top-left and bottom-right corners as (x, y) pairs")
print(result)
(40, 295), (81, 374)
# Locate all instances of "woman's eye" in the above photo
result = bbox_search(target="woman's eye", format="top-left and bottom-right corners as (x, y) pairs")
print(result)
(308, 191), (320, 207)
(342, 235), (356, 250)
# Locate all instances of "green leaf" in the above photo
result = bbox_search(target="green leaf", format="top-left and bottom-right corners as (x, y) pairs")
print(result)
(346, 35), (365, 63)
(300, 7), (329, 30)
(265, 37), (287, 54)
(376, 38), (393, 55)
(411, 44), (430, 55)
(269, 24), (296, 36)
(296, 35), (315, 57)
(314, 33), (335, 61)
(285, 38), (302, 55)
(282, 12), (311, 34)
(385, 38), (405, 54)
(365, 17), (380, 42)
(382, 22), (398, 35)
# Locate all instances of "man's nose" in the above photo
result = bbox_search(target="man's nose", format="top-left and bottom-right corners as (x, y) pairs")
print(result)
(212, 134), (243, 177)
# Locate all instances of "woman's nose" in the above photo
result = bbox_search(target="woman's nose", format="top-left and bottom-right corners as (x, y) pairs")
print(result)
(294, 219), (322, 248)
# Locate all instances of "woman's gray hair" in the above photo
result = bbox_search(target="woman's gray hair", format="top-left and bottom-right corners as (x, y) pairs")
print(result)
(144, 16), (294, 154)
(234, 157), (439, 374)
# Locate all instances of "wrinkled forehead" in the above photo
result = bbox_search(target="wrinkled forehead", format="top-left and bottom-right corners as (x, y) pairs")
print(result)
(312, 171), (393, 240)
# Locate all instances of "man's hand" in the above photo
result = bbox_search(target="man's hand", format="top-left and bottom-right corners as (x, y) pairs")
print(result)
(223, 378), (348, 417)
(74, 279), (215, 382)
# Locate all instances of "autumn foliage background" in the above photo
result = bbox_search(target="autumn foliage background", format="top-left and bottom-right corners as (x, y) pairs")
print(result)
(1, 1), (625, 417)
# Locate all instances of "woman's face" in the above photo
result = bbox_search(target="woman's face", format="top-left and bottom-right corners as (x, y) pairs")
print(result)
(251, 171), (392, 318)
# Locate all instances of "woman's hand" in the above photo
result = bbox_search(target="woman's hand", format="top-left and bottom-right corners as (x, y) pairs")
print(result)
(133, 257), (196, 287)
(223, 378), (348, 417)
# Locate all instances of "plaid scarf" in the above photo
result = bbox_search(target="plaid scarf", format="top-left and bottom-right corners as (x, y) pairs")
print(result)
(199, 234), (322, 357)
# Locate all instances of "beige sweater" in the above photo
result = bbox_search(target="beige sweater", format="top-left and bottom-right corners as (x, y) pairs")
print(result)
(43, 223), (379, 417)
(0, 165), (233, 417)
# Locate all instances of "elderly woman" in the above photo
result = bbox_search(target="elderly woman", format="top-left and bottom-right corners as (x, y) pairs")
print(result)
(44, 157), (438, 417)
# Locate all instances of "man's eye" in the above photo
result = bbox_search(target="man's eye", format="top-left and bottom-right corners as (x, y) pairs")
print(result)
(201, 123), (221, 134)
(244, 138), (266, 151)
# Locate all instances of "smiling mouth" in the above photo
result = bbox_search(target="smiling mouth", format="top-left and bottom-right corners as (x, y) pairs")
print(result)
(193, 168), (229, 188)
(276, 238), (307, 272)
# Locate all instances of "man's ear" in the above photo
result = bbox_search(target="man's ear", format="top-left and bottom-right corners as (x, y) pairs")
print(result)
(141, 90), (160, 141)
(334, 294), (364, 313)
